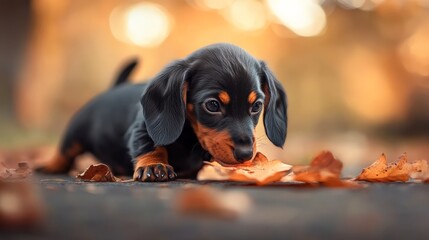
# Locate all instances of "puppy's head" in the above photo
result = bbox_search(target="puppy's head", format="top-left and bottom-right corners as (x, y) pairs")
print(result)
(141, 43), (287, 165)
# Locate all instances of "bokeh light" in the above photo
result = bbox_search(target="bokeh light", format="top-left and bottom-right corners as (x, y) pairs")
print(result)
(337, 0), (385, 10)
(110, 2), (171, 47)
(337, 0), (366, 9)
(267, 0), (326, 37)
(399, 21), (429, 77)
(341, 47), (401, 123)
(201, 0), (234, 10)
(223, 0), (267, 31)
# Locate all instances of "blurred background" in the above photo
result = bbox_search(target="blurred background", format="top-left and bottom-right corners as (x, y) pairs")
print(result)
(1, 0), (429, 175)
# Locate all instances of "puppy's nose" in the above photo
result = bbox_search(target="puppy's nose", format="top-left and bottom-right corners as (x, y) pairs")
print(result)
(233, 145), (253, 162)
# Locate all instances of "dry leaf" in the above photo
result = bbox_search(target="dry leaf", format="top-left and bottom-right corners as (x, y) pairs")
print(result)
(175, 186), (252, 219)
(0, 162), (32, 181)
(280, 151), (362, 188)
(292, 151), (343, 183)
(77, 164), (121, 182)
(197, 152), (292, 185)
(355, 153), (429, 182)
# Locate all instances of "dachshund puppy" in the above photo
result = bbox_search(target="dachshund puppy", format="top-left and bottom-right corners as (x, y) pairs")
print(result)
(38, 43), (288, 181)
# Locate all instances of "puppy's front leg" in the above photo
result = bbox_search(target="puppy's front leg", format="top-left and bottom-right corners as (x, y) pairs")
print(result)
(133, 147), (176, 182)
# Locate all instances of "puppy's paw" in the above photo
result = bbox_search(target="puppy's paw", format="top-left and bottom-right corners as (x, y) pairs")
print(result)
(133, 163), (176, 182)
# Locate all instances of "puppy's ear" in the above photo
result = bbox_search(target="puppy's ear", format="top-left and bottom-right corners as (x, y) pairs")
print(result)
(260, 61), (288, 148)
(141, 60), (189, 146)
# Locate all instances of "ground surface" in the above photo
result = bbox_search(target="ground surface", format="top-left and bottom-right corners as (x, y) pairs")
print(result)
(2, 174), (429, 240)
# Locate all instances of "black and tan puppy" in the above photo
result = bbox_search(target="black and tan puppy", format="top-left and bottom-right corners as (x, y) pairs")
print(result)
(39, 43), (288, 181)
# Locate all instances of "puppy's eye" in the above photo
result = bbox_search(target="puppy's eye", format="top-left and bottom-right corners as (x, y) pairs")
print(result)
(203, 99), (221, 114)
(250, 101), (263, 114)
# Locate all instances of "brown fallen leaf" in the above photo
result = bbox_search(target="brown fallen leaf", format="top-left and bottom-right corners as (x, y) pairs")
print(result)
(358, 154), (409, 182)
(175, 186), (252, 219)
(355, 153), (429, 182)
(292, 151), (343, 182)
(281, 151), (362, 188)
(77, 163), (122, 182)
(197, 152), (292, 185)
(0, 162), (32, 181)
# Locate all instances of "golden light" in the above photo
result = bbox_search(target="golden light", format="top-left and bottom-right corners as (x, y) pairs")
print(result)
(340, 47), (401, 123)
(110, 2), (171, 47)
(223, 0), (267, 31)
(201, 0), (234, 10)
(417, 0), (429, 8)
(399, 22), (429, 77)
(267, 0), (326, 37)
(186, 0), (234, 10)
(337, 0), (366, 9)
(337, 0), (385, 10)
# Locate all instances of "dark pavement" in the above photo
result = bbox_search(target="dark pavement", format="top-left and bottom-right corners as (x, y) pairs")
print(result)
(3, 175), (429, 240)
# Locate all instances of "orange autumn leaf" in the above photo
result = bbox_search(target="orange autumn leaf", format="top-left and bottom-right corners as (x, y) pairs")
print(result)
(355, 153), (429, 182)
(292, 151), (343, 183)
(77, 163), (123, 182)
(280, 151), (361, 188)
(197, 152), (292, 185)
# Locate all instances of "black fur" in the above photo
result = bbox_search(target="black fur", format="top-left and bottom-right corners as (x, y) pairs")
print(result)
(260, 61), (288, 147)
(112, 58), (138, 87)
(46, 43), (288, 179)
(140, 60), (189, 146)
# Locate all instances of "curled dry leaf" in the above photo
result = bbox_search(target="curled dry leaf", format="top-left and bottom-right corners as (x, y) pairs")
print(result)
(355, 153), (429, 182)
(176, 186), (252, 219)
(0, 162), (32, 181)
(197, 152), (292, 185)
(281, 151), (362, 188)
(77, 163), (121, 182)
(292, 151), (343, 182)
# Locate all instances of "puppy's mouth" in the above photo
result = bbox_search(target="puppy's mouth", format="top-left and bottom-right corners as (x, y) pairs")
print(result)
(205, 145), (256, 166)
(190, 122), (256, 165)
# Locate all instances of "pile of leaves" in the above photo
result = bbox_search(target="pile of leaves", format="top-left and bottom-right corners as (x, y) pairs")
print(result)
(197, 151), (429, 187)
(1, 149), (428, 221)
(74, 150), (429, 187)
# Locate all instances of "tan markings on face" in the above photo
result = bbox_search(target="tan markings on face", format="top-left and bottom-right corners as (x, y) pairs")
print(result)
(218, 91), (230, 105)
(134, 147), (168, 169)
(196, 124), (237, 164)
(248, 91), (257, 104)
(186, 106), (239, 164)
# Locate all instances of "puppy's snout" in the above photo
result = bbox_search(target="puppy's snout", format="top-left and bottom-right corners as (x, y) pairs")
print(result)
(233, 145), (253, 162)
(235, 135), (252, 145)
